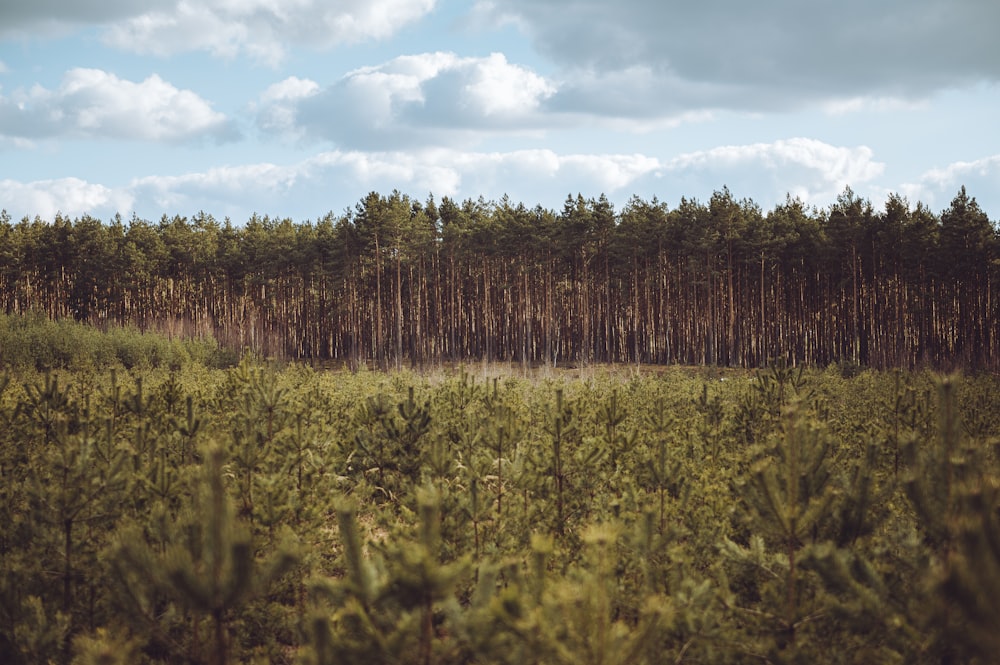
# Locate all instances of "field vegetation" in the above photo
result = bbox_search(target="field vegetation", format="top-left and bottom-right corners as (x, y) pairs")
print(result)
(1, 317), (999, 664)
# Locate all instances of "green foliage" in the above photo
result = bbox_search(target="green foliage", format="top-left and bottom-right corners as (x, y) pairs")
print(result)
(307, 489), (470, 665)
(474, 526), (669, 665)
(353, 386), (433, 501)
(112, 446), (298, 665)
(0, 362), (999, 663)
(0, 313), (229, 372)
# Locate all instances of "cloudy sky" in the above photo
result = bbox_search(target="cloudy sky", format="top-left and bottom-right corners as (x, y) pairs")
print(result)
(1, 0), (998, 223)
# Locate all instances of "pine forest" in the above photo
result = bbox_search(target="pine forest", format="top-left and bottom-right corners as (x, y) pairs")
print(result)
(1, 186), (997, 371)
(1, 185), (999, 664)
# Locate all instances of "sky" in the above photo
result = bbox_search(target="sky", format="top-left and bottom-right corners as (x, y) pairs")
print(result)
(1, 0), (999, 224)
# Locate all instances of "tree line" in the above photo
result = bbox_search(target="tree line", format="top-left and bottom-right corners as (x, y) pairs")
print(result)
(1, 186), (997, 370)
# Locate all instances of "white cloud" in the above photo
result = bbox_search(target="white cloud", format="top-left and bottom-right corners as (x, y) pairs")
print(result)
(260, 76), (320, 104)
(257, 51), (730, 147)
(267, 52), (556, 148)
(0, 177), (133, 220)
(917, 156), (1000, 189)
(0, 68), (236, 142)
(464, 53), (554, 116)
(668, 139), (884, 186)
(0, 141), (905, 222)
(660, 139), (886, 207)
(901, 155), (1000, 214)
(389, 149), (663, 198)
(140, 149), (661, 214)
(561, 153), (663, 190)
(308, 150), (461, 195)
(255, 76), (320, 134)
(0, 148), (661, 220)
(101, 0), (437, 65)
(131, 162), (301, 212)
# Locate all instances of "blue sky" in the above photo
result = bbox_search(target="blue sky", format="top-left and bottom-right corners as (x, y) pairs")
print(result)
(1, 0), (998, 223)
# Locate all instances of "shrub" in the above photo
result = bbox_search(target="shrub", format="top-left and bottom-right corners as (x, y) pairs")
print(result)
(0, 313), (230, 371)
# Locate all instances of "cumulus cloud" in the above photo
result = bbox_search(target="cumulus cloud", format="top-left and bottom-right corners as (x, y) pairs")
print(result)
(0, 68), (236, 143)
(100, 0), (436, 65)
(0, 140), (901, 221)
(255, 76), (321, 135)
(475, 0), (1000, 115)
(900, 155), (1000, 215)
(129, 139), (883, 217)
(127, 149), (662, 216)
(260, 76), (321, 105)
(462, 53), (555, 116)
(131, 162), (303, 213)
(0, 149), (661, 221)
(658, 138), (886, 206)
(437, 150), (664, 197)
(260, 52), (556, 148)
(328, 149), (663, 199)
(0, 177), (134, 221)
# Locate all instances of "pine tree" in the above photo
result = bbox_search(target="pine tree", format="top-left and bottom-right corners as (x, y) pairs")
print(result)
(24, 384), (128, 649)
(724, 398), (838, 658)
(307, 488), (469, 665)
(542, 388), (576, 536)
(112, 446), (297, 665)
(640, 395), (684, 535)
(468, 525), (669, 665)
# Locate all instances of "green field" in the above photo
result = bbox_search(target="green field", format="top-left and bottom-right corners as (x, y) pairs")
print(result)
(2, 324), (1000, 663)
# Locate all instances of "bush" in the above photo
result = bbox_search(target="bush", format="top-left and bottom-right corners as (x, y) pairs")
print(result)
(0, 313), (230, 371)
